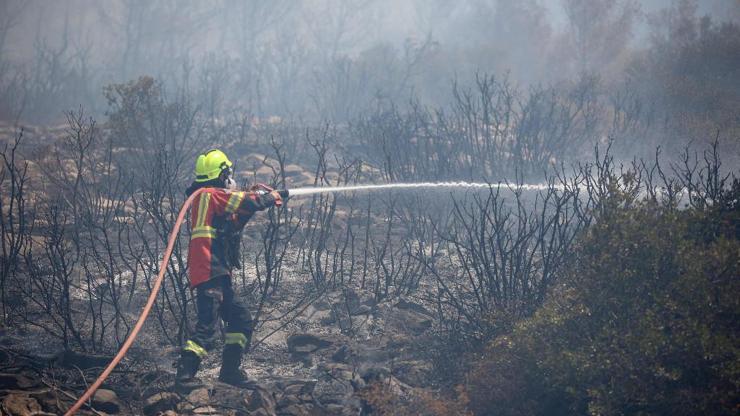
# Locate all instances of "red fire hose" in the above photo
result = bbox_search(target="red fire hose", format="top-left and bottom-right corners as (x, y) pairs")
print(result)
(64, 188), (206, 415)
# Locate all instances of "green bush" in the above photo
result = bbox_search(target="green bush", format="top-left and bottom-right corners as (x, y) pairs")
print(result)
(468, 179), (739, 415)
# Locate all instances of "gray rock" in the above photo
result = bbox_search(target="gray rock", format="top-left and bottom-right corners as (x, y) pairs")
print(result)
(324, 403), (345, 415)
(209, 385), (249, 410)
(177, 401), (195, 413)
(2, 393), (42, 416)
(320, 362), (355, 380)
(282, 379), (317, 396)
(92, 388), (121, 413)
(287, 333), (333, 354)
(288, 333), (334, 365)
(186, 387), (211, 405)
(246, 385), (277, 415)
(30, 391), (60, 413)
(143, 392), (180, 415)
(324, 397), (362, 415)
(193, 405), (221, 414)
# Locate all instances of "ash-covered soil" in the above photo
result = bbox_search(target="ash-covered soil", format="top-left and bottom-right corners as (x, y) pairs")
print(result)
(0, 269), (441, 415)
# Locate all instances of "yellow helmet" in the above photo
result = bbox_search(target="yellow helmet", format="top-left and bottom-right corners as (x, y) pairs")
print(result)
(195, 149), (233, 182)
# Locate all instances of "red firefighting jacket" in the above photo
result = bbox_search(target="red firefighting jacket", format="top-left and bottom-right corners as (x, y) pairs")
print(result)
(188, 187), (280, 288)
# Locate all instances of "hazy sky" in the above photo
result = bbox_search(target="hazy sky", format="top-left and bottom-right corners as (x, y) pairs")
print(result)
(1, 0), (738, 122)
(4, 0), (738, 61)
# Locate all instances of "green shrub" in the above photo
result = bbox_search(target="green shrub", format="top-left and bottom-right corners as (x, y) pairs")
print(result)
(468, 180), (739, 415)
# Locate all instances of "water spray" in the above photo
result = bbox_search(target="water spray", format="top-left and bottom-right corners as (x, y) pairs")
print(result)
(289, 181), (559, 196)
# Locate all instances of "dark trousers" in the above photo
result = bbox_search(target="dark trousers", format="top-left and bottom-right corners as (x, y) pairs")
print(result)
(189, 276), (253, 354)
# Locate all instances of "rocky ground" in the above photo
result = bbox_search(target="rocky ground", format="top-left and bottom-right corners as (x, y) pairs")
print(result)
(0, 285), (439, 415)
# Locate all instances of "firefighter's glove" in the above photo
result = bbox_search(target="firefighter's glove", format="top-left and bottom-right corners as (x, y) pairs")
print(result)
(270, 190), (288, 207)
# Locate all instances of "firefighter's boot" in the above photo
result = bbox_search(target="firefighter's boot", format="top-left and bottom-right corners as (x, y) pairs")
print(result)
(175, 350), (202, 393)
(218, 344), (252, 387)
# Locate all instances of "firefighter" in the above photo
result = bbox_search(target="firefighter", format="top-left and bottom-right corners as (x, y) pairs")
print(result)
(175, 149), (288, 389)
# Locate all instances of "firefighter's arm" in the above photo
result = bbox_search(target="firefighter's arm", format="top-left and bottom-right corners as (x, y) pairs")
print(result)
(236, 190), (288, 214)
